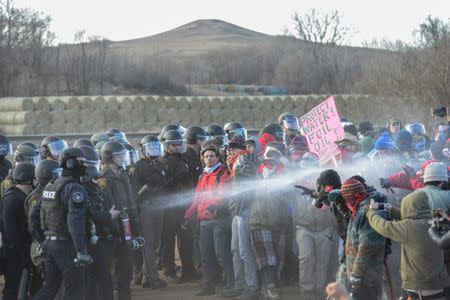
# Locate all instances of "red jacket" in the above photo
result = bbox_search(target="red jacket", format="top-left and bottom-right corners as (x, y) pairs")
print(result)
(387, 159), (438, 191)
(184, 164), (230, 221)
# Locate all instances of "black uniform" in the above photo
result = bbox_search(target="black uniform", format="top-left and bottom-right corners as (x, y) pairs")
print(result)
(33, 175), (88, 300)
(0, 157), (12, 183)
(0, 186), (31, 300)
(159, 152), (196, 279)
(130, 158), (168, 285)
(98, 165), (137, 300)
(83, 180), (114, 300)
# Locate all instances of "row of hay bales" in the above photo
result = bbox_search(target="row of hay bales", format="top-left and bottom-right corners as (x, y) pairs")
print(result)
(0, 95), (431, 135)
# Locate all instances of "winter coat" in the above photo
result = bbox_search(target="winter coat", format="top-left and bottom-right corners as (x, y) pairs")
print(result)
(183, 147), (203, 187)
(418, 185), (450, 211)
(250, 165), (292, 231)
(345, 198), (386, 288)
(367, 190), (450, 290)
(185, 164), (230, 221)
(228, 151), (257, 215)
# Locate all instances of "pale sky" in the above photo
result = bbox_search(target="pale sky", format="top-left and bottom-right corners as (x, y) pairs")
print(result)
(14, 0), (450, 46)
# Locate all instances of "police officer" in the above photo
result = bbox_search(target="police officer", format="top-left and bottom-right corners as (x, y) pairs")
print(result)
(130, 135), (168, 289)
(184, 126), (209, 186)
(98, 141), (137, 300)
(1, 142), (40, 198)
(224, 122), (247, 140)
(278, 112), (300, 144)
(34, 148), (92, 300)
(78, 145), (120, 300)
(159, 130), (197, 282)
(40, 135), (68, 160)
(0, 135), (12, 183)
(0, 162), (35, 300)
(90, 132), (110, 148)
(73, 138), (95, 149)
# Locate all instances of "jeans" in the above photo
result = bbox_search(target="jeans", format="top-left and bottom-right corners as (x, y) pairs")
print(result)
(231, 210), (257, 292)
(33, 240), (85, 300)
(199, 218), (234, 289)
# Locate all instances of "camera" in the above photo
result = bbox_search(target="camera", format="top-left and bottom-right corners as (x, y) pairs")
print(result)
(429, 210), (450, 233)
(432, 106), (448, 118)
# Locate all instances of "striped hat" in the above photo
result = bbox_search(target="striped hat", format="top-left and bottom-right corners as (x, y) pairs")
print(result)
(340, 178), (366, 201)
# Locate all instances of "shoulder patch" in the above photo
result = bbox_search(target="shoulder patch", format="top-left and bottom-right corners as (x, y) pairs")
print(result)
(98, 177), (107, 190)
(2, 179), (12, 190)
(71, 191), (84, 203)
(128, 166), (135, 176)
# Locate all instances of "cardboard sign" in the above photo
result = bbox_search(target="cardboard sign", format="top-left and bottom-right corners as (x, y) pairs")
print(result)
(298, 96), (344, 165)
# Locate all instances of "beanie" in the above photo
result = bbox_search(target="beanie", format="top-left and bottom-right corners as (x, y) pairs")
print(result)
(340, 178), (366, 201)
(228, 135), (246, 150)
(424, 162), (449, 183)
(317, 169), (342, 189)
(374, 132), (394, 150)
(395, 129), (413, 151)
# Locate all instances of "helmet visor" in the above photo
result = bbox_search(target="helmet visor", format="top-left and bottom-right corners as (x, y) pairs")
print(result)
(196, 134), (210, 145)
(144, 141), (164, 158)
(85, 159), (101, 172)
(282, 116), (300, 131)
(229, 128), (247, 140)
(112, 150), (130, 169)
(48, 140), (68, 158)
(113, 132), (127, 142)
(165, 139), (186, 154)
(129, 149), (140, 165)
(0, 143), (12, 156)
(23, 154), (41, 166)
(405, 123), (426, 136)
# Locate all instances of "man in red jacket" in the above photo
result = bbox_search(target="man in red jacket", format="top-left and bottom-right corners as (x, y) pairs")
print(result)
(185, 144), (234, 296)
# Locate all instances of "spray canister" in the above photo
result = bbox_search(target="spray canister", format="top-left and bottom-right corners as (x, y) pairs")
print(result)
(121, 211), (132, 241)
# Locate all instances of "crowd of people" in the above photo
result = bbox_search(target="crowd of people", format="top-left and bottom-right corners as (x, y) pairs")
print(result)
(0, 110), (448, 300)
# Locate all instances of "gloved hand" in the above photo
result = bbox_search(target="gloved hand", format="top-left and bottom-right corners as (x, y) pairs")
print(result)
(403, 165), (416, 179)
(205, 204), (219, 217)
(347, 272), (362, 298)
(181, 220), (190, 230)
(328, 189), (342, 202)
(74, 252), (93, 267)
(379, 178), (391, 189)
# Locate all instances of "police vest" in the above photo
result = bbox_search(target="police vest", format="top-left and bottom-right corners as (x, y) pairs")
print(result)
(40, 177), (76, 237)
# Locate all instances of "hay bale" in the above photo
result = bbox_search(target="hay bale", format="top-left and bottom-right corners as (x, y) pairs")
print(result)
(47, 98), (66, 111)
(80, 97), (94, 111)
(0, 97), (34, 111)
(117, 96), (133, 110)
(60, 97), (80, 111)
(94, 96), (107, 111)
(106, 97), (119, 111)
(0, 125), (35, 135)
(132, 96), (145, 111)
(33, 98), (50, 112)
(0, 111), (38, 125)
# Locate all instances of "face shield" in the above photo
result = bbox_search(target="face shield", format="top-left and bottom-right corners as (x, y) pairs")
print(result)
(24, 154), (41, 166)
(196, 134), (210, 146)
(406, 123), (426, 136)
(85, 159), (101, 172)
(274, 131), (286, 143)
(0, 143), (13, 156)
(282, 116), (300, 131)
(112, 150), (131, 169)
(228, 128), (247, 140)
(128, 149), (140, 165)
(113, 132), (127, 142)
(165, 139), (186, 154)
(144, 141), (164, 158)
(413, 136), (427, 153)
(47, 140), (68, 159)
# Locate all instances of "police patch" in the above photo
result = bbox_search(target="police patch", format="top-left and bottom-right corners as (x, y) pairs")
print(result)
(128, 166), (135, 176)
(98, 177), (107, 190)
(71, 191), (84, 203)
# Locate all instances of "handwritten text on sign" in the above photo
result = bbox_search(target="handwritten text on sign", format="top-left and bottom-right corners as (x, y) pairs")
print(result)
(299, 96), (344, 165)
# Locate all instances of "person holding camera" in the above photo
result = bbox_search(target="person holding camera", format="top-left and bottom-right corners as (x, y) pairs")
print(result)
(367, 186), (450, 300)
(429, 210), (450, 250)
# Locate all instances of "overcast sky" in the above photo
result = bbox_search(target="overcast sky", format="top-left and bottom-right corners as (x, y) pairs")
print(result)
(14, 0), (450, 46)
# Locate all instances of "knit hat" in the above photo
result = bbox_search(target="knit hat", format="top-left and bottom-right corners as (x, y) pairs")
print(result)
(394, 129), (413, 151)
(317, 169), (342, 189)
(228, 135), (246, 150)
(424, 162), (449, 183)
(374, 132), (394, 150)
(340, 178), (367, 201)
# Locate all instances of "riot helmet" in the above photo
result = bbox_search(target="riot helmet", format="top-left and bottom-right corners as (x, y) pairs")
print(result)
(224, 122), (247, 140)
(40, 136), (68, 160)
(140, 135), (164, 158)
(123, 143), (139, 165)
(101, 141), (130, 169)
(35, 159), (59, 186)
(106, 128), (127, 143)
(58, 148), (87, 173)
(394, 129), (413, 152)
(73, 138), (94, 149)
(14, 142), (41, 165)
(278, 112), (300, 132)
(0, 135), (12, 157)
(90, 132), (110, 146)
(185, 126), (210, 146)
(78, 145), (100, 172)
(206, 124), (228, 145)
(12, 162), (35, 184)
(261, 123), (285, 142)
(405, 123), (426, 136)
(158, 124), (182, 140)
(162, 130), (186, 154)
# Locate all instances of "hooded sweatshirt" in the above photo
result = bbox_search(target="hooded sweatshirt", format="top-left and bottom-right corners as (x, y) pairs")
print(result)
(367, 190), (450, 290)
